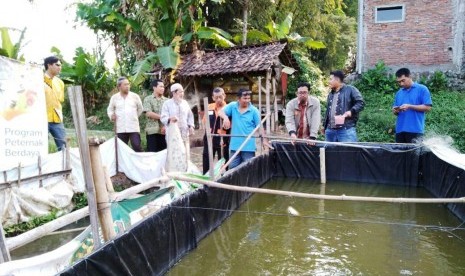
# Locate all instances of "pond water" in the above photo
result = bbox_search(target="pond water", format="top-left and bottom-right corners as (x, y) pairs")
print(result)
(167, 177), (465, 275)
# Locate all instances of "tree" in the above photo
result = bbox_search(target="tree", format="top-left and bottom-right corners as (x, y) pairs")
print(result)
(0, 27), (26, 61)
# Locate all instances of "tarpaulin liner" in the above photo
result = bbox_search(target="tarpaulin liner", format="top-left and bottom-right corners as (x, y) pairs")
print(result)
(273, 142), (421, 186)
(421, 150), (465, 221)
(61, 154), (273, 275)
(60, 141), (465, 275)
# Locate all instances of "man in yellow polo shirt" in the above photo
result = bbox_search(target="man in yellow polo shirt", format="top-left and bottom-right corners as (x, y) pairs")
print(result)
(44, 56), (66, 151)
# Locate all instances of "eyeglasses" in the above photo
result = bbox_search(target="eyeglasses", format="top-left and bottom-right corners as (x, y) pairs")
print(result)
(297, 91), (308, 95)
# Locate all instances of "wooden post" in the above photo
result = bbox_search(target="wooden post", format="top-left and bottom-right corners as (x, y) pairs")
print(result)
(265, 69), (271, 135)
(68, 86), (102, 249)
(194, 78), (202, 129)
(89, 137), (116, 242)
(320, 147), (326, 184)
(0, 224), (11, 263)
(17, 163), (21, 186)
(272, 77), (278, 132)
(38, 155), (43, 188)
(203, 97), (215, 179)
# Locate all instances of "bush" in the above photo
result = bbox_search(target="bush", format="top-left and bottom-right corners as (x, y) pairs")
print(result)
(419, 71), (448, 93)
(353, 61), (397, 94)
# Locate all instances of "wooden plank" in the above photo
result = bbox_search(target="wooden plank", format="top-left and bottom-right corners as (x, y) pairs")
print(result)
(67, 86), (102, 250)
(265, 69), (271, 135)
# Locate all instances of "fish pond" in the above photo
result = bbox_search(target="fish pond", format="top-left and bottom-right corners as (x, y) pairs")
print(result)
(167, 177), (465, 275)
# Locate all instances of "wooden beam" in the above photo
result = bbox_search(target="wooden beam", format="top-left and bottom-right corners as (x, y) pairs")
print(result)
(68, 86), (101, 250)
(89, 137), (116, 241)
(0, 169), (72, 188)
(265, 69), (271, 135)
(203, 97), (215, 179)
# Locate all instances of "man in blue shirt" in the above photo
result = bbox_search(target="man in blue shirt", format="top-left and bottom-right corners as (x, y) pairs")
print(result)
(393, 68), (432, 143)
(219, 88), (270, 169)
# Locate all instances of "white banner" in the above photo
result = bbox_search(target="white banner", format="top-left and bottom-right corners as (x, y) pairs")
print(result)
(0, 56), (48, 171)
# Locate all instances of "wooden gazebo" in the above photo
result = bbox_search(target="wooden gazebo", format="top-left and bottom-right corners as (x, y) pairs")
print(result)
(175, 41), (299, 133)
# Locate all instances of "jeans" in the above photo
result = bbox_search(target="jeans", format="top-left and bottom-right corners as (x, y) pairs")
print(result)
(229, 150), (255, 170)
(117, 132), (142, 152)
(146, 133), (167, 152)
(48, 122), (66, 151)
(325, 127), (357, 142)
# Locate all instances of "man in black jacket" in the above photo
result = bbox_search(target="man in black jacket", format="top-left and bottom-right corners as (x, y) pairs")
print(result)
(323, 70), (365, 142)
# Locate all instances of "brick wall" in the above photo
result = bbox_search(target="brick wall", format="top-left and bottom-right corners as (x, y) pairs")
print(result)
(363, 0), (454, 71)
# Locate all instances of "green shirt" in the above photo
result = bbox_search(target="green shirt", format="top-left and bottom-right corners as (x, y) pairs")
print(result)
(143, 94), (167, 135)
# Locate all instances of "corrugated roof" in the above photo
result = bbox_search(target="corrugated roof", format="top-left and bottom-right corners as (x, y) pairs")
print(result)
(176, 41), (298, 77)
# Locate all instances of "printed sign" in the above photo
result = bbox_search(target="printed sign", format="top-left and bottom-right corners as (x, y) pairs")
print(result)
(0, 56), (47, 170)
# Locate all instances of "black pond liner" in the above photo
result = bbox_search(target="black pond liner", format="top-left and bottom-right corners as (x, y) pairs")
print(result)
(60, 142), (465, 275)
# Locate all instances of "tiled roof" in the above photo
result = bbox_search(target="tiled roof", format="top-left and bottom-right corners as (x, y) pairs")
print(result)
(176, 41), (299, 77)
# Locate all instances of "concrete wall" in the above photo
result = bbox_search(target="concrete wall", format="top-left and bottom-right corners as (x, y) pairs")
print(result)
(359, 0), (465, 73)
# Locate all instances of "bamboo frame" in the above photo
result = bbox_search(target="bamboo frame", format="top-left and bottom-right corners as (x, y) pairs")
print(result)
(168, 174), (465, 204)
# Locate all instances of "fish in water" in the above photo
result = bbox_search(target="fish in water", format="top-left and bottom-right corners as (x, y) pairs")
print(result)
(165, 122), (188, 172)
(287, 206), (300, 216)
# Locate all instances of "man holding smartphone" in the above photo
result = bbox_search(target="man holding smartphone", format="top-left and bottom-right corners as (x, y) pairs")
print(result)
(393, 68), (433, 143)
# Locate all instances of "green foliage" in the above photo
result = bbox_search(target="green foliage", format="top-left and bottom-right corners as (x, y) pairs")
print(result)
(352, 63), (465, 153)
(72, 193), (88, 210)
(0, 27), (26, 61)
(287, 49), (324, 100)
(353, 61), (398, 94)
(4, 210), (59, 237)
(419, 71), (449, 93)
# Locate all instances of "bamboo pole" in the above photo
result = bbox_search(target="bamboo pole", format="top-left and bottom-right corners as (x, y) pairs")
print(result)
(320, 148), (326, 184)
(0, 224), (11, 263)
(89, 137), (116, 241)
(168, 173), (465, 204)
(0, 169), (72, 188)
(265, 69), (271, 135)
(68, 86), (101, 249)
(218, 114), (270, 177)
(6, 207), (89, 251)
(194, 78), (202, 129)
(203, 97), (215, 179)
(272, 77), (278, 132)
(258, 77), (263, 155)
(103, 166), (115, 193)
(114, 120), (119, 174)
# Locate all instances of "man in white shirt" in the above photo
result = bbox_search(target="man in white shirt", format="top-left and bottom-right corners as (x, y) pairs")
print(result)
(107, 77), (143, 152)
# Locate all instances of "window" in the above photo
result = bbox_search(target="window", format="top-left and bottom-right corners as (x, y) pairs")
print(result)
(375, 5), (405, 23)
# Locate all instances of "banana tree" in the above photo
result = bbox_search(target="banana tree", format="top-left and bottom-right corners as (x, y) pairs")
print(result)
(0, 27), (26, 61)
(233, 13), (325, 50)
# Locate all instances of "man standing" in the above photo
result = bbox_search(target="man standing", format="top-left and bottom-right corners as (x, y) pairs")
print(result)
(323, 70), (365, 142)
(219, 88), (270, 170)
(143, 79), (167, 152)
(107, 77), (143, 152)
(44, 56), (66, 151)
(285, 82), (321, 144)
(160, 83), (195, 172)
(202, 87), (230, 174)
(393, 68), (432, 143)
(160, 83), (195, 139)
